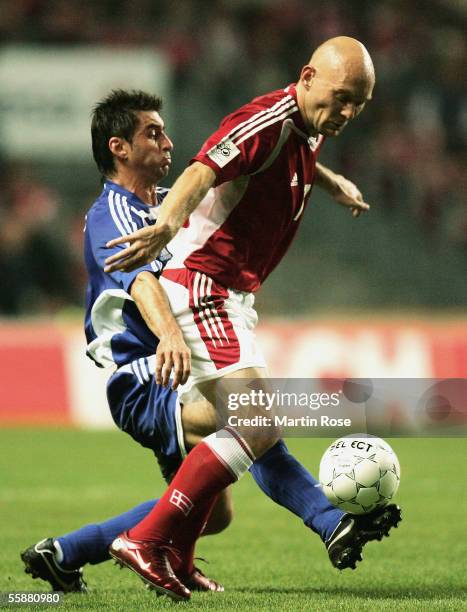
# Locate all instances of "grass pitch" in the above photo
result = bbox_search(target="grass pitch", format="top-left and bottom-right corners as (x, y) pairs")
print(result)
(1, 430), (466, 611)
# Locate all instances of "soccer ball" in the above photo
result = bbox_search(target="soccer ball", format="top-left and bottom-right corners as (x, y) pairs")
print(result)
(319, 436), (400, 515)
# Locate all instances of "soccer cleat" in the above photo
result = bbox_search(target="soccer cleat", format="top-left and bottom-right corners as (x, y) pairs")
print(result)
(20, 538), (87, 593)
(326, 504), (402, 570)
(109, 532), (190, 601)
(181, 567), (224, 592)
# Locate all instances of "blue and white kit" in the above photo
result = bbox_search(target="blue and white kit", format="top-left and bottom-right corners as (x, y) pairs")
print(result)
(84, 181), (185, 480)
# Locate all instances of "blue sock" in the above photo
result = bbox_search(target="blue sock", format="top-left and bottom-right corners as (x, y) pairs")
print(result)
(57, 499), (158, 569)
(250, 440), (343, 541)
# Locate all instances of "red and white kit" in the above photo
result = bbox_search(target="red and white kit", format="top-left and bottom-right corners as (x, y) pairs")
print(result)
(162, 84), (325, 386)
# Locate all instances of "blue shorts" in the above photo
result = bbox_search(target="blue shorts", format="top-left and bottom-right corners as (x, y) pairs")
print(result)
(106, 357), (186, 483)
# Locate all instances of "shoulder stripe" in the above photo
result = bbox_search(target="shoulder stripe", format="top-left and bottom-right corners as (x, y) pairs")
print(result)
(122, 196), (138, 233)
(115, 193), (133, 235)
(108, 191), (129, 242)
(225, 94), (293, 141)
(230, 97), (296, 144)
(130, 205), (152, 221)
(114, 191), (131, 234)
(234, 105), (298, 146)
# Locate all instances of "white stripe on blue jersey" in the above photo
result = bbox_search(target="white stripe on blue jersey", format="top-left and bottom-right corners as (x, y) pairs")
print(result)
(84, 181), (171, 368)
(131, 360), (144, 385)
(108, 190), (130, 242)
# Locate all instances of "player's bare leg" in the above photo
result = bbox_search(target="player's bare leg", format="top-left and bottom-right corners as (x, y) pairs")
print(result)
(197, 367), (282, 458)
(181, 398), (219, 446)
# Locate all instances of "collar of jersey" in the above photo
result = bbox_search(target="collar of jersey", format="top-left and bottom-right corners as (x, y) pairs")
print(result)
(286, 83), (309, 136)
(104, 180), (156, 209)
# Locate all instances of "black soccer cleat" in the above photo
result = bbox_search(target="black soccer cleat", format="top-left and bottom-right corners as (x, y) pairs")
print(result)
(326, 504), (402, 570)
(21, 538), (87, 593)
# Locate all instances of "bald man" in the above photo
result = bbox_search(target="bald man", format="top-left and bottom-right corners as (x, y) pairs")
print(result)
(103, 38), (401, 600)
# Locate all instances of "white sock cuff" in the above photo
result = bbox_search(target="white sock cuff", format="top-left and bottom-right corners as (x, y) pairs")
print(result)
(53, 539), (64, 564)
(204, 427), (254, 480)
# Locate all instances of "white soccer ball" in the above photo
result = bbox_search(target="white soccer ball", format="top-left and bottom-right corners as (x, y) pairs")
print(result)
(319, 436), (400, 515)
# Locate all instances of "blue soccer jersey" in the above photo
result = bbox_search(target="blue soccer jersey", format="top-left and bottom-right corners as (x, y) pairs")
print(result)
(84, 180), (172, 368)
(84, 181), (185, 473)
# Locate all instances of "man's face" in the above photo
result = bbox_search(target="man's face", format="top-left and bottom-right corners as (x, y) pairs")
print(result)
(300, 67), (373, 136)
(126, 111), (173, 181)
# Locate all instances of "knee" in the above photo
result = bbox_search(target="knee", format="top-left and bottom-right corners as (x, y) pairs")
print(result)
(248, 430), (281, 460)
(203, 504), (234, 535)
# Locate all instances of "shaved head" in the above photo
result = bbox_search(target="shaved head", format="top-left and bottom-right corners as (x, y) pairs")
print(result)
(297, 37), (375, 136)
(309, 36), (375, 88)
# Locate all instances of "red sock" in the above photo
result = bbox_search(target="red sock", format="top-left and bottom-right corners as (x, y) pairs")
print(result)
(168, 494), (219, 577)
(129, 428), (253, 546)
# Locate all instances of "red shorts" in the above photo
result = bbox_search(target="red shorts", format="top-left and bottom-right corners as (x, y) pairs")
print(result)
(160, 268), (267, 390)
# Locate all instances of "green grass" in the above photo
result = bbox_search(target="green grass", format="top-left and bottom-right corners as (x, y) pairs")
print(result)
(1, 430), (466, 611)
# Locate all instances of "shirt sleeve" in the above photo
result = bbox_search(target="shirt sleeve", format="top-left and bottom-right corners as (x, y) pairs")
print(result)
(191, 105), (283, 185)
(86, 203), (165, 293)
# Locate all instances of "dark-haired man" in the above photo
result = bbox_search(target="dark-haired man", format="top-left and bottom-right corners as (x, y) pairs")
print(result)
(22, 89), (228, 594)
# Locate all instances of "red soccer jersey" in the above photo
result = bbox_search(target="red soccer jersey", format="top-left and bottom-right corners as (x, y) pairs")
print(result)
(166, 84), (325, 292)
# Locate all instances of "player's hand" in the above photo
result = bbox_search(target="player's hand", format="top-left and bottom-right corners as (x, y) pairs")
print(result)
(104, 225), (173, 273)
(155, 331), (191, 390)
(332, 175), (370, 218)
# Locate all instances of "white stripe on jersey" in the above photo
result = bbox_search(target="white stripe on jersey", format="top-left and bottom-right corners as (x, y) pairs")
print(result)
(108, 191), (163, 274)
(130, 206), (152, 223)
(230, 97), (296, 145)
(122, 196), (138, 232)
(138, 357), (150, 382)
(115, 192), (133, 235)
(226, 94), (294, 142)
(131, 360), (144, 385)
(108, 191), (129, 243)
(108, 190), (142, 238)
(235, 105), (298, 146)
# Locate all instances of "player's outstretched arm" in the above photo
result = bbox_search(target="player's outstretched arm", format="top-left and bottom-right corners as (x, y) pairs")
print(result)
(104, 162), (216, 273)
(131, 271), (191, 389)
(315, 162), (370, 218)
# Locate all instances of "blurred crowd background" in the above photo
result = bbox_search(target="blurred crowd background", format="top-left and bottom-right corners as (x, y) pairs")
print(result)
(0, 0), (465, 316)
